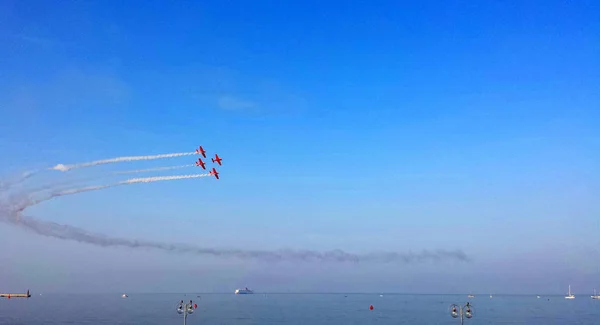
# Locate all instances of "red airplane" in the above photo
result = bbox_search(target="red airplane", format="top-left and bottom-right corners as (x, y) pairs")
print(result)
(195, 146), (206, 158)
(210, 167), (220, 180)
(212, 153), (222, 166)
(195, 158), (206, 170)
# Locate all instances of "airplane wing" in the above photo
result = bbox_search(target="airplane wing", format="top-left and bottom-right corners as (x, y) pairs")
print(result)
(196, 146), (207, 158)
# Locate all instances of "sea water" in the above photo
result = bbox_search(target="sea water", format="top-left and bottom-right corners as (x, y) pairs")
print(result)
(1, 293), (599, 324)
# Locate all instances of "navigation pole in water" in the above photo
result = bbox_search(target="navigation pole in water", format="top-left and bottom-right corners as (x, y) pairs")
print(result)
(449, 302), (474, 325)
(177, 299), (197, 325)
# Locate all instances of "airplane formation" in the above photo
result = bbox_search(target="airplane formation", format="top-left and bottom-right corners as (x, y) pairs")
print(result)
(195, 146), (221, 180)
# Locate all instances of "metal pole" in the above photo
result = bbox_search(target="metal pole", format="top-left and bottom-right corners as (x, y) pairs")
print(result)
(183, 305), (187, 325)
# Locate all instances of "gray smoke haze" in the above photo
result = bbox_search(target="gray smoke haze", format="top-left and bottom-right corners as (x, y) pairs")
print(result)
(0, 163), (472, 264)
(0, 170), (37, 191)
(8, 214), (470, 263)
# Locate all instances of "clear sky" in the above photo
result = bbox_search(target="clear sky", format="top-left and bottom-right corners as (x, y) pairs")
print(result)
(0, 0), (599, 294)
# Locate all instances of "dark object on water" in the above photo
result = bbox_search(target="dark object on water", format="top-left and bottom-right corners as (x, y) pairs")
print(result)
(0, 290), (31, 298)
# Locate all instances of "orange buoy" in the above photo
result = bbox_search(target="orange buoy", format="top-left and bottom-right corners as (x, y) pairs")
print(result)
(369, 305), (373, 310)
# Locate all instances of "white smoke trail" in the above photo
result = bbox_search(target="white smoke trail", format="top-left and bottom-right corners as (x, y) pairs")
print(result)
(19, 165), (200, 200)
(112, 164), (195, 175)
(50, 152), (198, 172)
(57, 185), (112, 196)
(20, 173), (212, 210)
(123, 174), (211, 184)
(1, 173), (471, 264)
(0, 164), (472, 264)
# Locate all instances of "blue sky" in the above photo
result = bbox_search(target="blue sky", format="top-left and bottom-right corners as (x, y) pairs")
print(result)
(0, 0), (599, 294)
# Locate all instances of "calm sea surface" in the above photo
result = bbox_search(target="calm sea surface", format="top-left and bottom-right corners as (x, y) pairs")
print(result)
(1, 293), (599, 324)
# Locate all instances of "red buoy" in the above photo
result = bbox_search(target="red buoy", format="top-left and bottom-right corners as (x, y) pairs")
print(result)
(194, 303), (198, 309)
(369, 305), (373, 310)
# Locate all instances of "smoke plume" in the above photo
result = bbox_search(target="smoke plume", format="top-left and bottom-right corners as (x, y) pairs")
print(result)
(0, 170), (38, 191)
(9, 214), (470, 263)
(15, 173), (212, 211)
(112, 164), (195, 175)
(50, 152), (197, 172)
(24, 165), (198, 197)
(0, 153), (472, 264)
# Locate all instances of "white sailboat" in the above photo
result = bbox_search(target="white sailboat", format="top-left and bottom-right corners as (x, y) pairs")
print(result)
(591, 289), (600, 299)
(565, 285), (575, 299)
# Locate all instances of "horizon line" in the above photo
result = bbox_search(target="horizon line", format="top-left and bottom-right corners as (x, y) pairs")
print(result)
(18, 292), (585, 296)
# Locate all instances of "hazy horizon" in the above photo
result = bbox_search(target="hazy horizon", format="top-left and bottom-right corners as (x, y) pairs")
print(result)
(5, 291), (592, 296)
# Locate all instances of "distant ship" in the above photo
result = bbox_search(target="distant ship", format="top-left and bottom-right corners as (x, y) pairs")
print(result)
(122, 294), (128, 298)
(0, 290), (31, 298)
(591, 289), (600, 300)
(565, 285), (575, 299)
(235, 287), (254, 294)
(467, 294), (475, 298)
